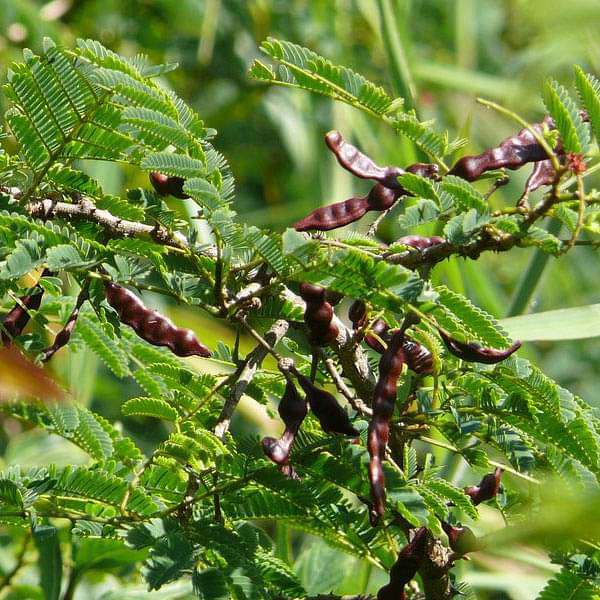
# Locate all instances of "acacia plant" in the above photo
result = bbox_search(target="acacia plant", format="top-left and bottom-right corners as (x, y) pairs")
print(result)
(0, 37), (600, 599)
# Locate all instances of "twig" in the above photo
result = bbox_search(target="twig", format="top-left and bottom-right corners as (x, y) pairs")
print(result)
(323, 357), (372, 416)
(41, 281), (89, 362)
(214, 319), (289, 438)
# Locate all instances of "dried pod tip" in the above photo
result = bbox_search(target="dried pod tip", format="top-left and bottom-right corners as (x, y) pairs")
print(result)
(464, 467), (503, 505)
(441, 522), (480, 555)
(348, 299), (367, 327)
(149, 172), (189, 199)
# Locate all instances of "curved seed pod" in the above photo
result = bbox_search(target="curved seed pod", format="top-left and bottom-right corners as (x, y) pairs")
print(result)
(294, 153), (439, 232)
(293, 195), (370, 232)
(402, 337), (433, 375)
(149, 172), (189, 199)
(464, 467), (503, 505)
(449, 117), (554, 181)
(262, 380), (308, 468)
(441, 522), (481, 555)
(325, 130), (404, 189)
(438, 330), (521, 364)
(298, 283), (339, 346)
(295, 372), (359, 436)
(397, 235), (446, 250)
(377, 527), (429, 600)
(104, 282), (211, 358)
(1, 287), (44, 346)
(368, 331), (406, 524)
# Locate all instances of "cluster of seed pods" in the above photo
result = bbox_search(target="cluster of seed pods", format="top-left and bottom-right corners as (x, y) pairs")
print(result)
(294, 132), (439, 232)
(262, 370), (358, 477)
(104, 281), (211, 358)
(348, 300), (434, 375)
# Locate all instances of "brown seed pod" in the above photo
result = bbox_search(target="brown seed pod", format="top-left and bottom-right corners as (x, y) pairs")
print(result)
(464, 467), (503, 505)
(377, 527), (429, 600)
(441, 521), (481, 555)
(261, 380), (308, 468)
(104, 282), (211, 358)
(298, 283), (339, 346)
(449, 116), (554, 181)
(402, 337), (434, 375)
(294, 372), (359, 436)
(1, 287), (44, 346)
(294, 133), (439, 232)
(368, 331), (406, 524)
(149, 172), (189, 199)
(438, 330), (521, 364)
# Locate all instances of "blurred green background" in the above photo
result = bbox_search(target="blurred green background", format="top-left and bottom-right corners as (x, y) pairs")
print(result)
(1, 1), (600, 598)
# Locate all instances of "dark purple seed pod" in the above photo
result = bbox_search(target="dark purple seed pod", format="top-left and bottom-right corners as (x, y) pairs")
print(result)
(325, 130), (404, 190)
(449, 116), (557, 182)
(295, 372), (359, 437)
(464, 467), (503, 505)
(402, 337), (433, 375)
(299, 283), (339, 346)
(1, 288), (44, 346)
(278, 379), (308, 430)
(104, 282), (211, 358)
(365, 319), (390, 354)
(262, 381), (308, 478)
(366, 184), (399, 211)
(149, 172), (189, 199)
(441, 522), (480, 555)
(377, 527), (429, 600)
(368, 331), (406, 524)
(438, 329), (521, 364)
(293, 195), (370, 232)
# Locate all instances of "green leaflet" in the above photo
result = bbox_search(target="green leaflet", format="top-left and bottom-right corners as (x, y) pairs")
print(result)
(122, 397), (178, 421)
(250, 37), (398, 117)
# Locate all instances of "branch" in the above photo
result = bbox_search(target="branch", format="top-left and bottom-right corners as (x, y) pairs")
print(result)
(214, 319), (289, 438)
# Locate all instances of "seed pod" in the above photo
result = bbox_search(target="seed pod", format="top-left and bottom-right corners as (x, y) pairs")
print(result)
(449, 116), (554, 181)
(397, 235), (445, 250)
(1, 287), (44, 346)
(402, 337), (433, 375)
(293, 195), (371, 232)
(368, 331), (406, 524)
(261, 380), (308, 468)
(298, 283), (339, 346)
(441, 521), (480, 555)
(438, 330), (521, 364)
(149, 172), (189, 199)
(377, 527), (429, 600)
(295, 372), (359, 436)
(464, 467), (503, 505)
(294, 133), (439, 231)
(104, 281), (211, 358)
(325, 130), (404, 190)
